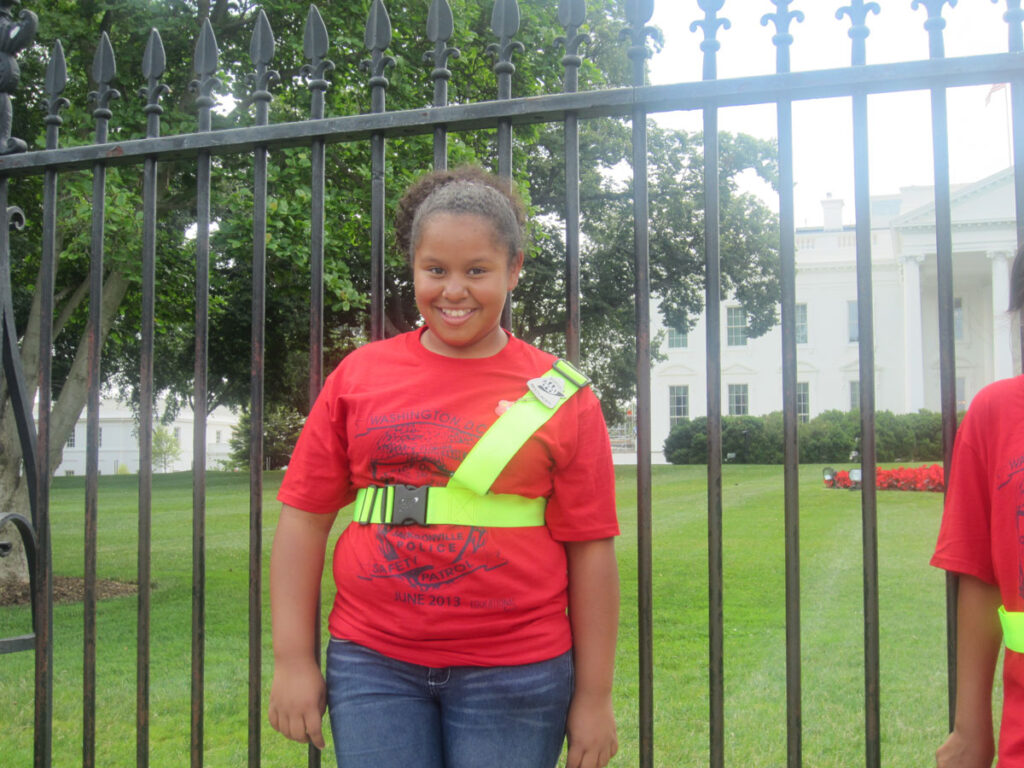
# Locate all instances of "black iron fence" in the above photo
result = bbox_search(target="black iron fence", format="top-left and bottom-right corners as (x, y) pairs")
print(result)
(1, 1), (1021, 767)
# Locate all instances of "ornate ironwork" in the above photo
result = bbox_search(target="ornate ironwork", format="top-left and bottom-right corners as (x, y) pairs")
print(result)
(557, 0), (588, 90)
(912, 0), (957, 59)
(247, 10), (280, 114)
(761, 1), (803, 73)
(691, 0), (730, 80)
(361, 0), (395, 97)
(837, 1), (881, 66)
(425, 0), (459, 102)
(44, 40), (69, 134)
(140, 29), (169, 126)
(488, 0), (524, 96)
(190, 18), (221, 131)
(302, 4), (335, 111)
(0, 1), (35, 155)
(88, 32), (120, 128)
(997, 0), (1024, 52)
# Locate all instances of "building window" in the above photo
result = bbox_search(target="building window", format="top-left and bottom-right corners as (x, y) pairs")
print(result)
(667, 326), (687, 349)
(215, 430), (222, 444)
(669, 385), (689, 427)
(727, 307), (747, 347)
(956, 377), (967, 411)
(65, 470), (75, 477)
(847, 300), (858, 343)
(98, 427), (102, 448)
(174, 427), (181, 446)
(795, 303), (808, 345)
(850, 380), (860, 412)
(796, 382), (810, 423)
(728, 384), (748, 415)
(954, 297), (965, 341)
(66, 430), (75, 448)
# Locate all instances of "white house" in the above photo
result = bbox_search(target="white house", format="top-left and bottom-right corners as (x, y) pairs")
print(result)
(55, 400), (238, 476)
(649, 167), (1019, 462)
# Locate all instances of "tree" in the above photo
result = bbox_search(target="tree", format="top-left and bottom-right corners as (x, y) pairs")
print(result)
(152, 425), (182, 473)
(0, 0), (780, 579)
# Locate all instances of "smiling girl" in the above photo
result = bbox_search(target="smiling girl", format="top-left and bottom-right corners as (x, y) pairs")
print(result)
(268, 166), (620, 768)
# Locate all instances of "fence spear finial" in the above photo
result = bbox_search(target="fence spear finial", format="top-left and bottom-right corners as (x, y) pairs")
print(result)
(691, 0), (730, 82)
(836, 1), (880, 67)
(996, 0), (1024, 53)
(190, 18), (221, 131)
(761, 1), (804, 75)
(911, 0), (957, 59)
(557, 0), (589, 92)
(488, 0), (524, 97)
(424, 0), (459, 103)
(88, 32), (120, 141)
(140, 29), (170, 134)
(302, 5), (335, 119)
(361, 0), (395, 108)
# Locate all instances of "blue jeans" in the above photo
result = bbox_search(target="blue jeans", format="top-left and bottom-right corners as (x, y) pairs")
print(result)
(325, 638), (573, 768)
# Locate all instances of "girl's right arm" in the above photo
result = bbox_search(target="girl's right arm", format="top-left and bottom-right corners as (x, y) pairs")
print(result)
(935, 573), (1002, 768)
(268, 503), (338, 751)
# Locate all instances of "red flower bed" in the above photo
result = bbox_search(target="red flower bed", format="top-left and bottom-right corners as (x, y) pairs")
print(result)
(824, 464), (944, 492)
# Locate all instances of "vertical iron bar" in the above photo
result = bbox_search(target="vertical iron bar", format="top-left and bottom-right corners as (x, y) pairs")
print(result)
(837, 2), (883, 764)
(693, 4), (727, 766)
(920, 4), (958, 754)
(778, 81), (803, 768)
(627, 3), (653, 766)
(190, 19), (219, 767)
(137, 28), (166, 768)
(426, 0), (457, 171)
(763, 7), (805, 765)
(490, 0), (522, 330)
(856, 83), (881, 768)
(560, 0), (585, 365)
(83, 33), (117, 768)
(36, 38), (66, 768)
(248, 12), (278, 767)
(302, 8), (332, 765)
(363, 1), (393, 343)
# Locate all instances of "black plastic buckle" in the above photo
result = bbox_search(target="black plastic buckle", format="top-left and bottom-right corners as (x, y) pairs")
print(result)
(390, 485), (429, 526)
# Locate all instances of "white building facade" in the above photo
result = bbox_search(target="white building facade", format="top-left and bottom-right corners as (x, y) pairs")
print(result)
(650, 167), (1019, 462)
(55, 400), (238, 476)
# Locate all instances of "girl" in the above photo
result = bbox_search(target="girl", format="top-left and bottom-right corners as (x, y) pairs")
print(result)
(268, 166), (620, 768)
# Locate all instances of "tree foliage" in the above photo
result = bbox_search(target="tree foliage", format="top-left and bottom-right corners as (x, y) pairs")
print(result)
(4, 0), (780, 486)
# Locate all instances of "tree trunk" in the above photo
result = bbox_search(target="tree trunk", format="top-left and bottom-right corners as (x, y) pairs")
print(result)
(0, 269), (130, 585)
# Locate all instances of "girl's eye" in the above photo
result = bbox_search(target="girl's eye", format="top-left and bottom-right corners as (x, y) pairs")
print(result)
(468, 267), (487, 276)
(427, 266), (445, 275)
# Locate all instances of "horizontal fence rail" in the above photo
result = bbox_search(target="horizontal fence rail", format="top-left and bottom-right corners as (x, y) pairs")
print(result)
(0, 1), (1019, 767)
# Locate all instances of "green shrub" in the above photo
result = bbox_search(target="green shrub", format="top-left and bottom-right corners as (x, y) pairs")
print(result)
(663, 409), (944, 464)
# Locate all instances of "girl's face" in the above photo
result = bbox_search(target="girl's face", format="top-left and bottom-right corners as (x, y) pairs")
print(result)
(413, 212), (523, 359)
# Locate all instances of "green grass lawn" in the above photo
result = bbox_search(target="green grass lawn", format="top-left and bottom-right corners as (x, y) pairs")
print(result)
(0, 464), (957, 767)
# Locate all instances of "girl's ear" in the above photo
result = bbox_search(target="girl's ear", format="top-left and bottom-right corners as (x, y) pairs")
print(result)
(507, 251), (525, 290)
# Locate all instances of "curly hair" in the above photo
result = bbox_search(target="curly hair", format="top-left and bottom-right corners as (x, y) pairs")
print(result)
(394, 165), (527, 266)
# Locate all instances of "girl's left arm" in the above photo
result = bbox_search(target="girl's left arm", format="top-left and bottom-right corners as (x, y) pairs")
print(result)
(565, 538), (619, 768)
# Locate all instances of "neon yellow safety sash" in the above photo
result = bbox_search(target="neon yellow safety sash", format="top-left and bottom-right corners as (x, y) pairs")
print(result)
(448, 359), (590, 496)
(999, 606), (1024, 652)
(351, 358), (590, 527)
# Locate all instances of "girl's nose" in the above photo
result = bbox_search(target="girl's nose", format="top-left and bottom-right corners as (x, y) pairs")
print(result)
(442, 277), (468, 299)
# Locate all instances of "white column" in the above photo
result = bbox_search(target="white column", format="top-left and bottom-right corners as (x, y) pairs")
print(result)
(991, 250), (1013, 381)
(901, 254), (926, 411)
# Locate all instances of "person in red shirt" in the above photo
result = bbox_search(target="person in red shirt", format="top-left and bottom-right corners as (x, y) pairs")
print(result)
(267, 166), (620, 768)
(933, 245), (1024, 767)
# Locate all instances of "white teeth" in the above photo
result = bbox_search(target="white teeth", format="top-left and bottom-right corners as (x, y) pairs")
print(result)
(442, 309), (471, 317)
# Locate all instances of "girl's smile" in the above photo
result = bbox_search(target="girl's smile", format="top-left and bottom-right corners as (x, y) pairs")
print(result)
(413, 212), (524, 359)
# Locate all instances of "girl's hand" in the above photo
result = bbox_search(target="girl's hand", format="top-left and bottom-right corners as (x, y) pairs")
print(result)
(565, 690), (618, 768)
(268, 657), (327, 751)
(935, 728), (994, 768)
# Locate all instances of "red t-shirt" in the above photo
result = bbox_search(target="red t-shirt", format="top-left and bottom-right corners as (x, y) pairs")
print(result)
(932, 375), (1024, 764)
(278, 329), (619, 667)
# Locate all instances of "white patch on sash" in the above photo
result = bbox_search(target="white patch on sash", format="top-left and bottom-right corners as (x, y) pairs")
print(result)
(528, 376), (565, 409)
